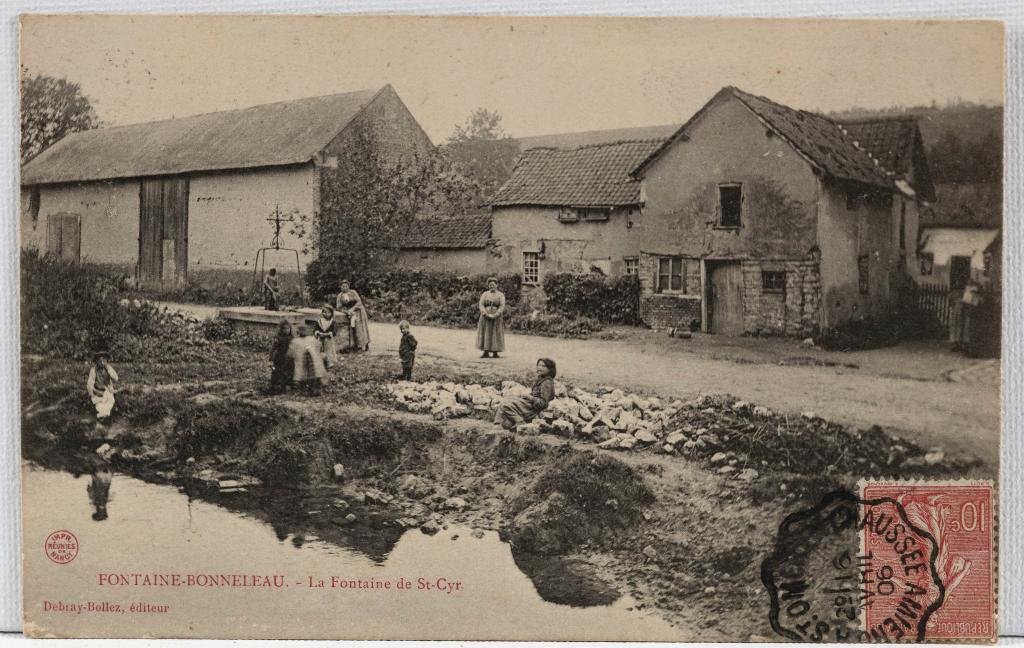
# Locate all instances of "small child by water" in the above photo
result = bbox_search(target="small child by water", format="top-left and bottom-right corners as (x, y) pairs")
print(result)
(86, 351), (119, 420)
(288, 324), (327, 395)
(398, 320), (418, 380)
(313, 304), (338, 369)
(269, 320), (294, 394)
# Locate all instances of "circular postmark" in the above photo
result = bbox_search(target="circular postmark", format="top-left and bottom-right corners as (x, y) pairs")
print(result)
(44, 530), (79, 564)
(761, 490), (945, 642)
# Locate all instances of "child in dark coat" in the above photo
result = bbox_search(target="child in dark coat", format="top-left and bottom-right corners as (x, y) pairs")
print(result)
(398, 320), (417, 380)
(269, 320), (294, 394)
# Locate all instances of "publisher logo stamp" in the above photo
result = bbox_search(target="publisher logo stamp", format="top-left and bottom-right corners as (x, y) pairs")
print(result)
(44, 530), (78, 564)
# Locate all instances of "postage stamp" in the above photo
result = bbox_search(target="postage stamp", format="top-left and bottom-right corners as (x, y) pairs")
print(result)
(761, 480), (996, 643)
(860, 480), (996, 642)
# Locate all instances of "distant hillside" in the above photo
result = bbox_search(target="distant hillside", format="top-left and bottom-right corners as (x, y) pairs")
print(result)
(831, 103), (1003, 186)
(515, 123), (679, 151)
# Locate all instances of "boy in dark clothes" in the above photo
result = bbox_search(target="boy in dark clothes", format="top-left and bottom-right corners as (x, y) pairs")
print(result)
(398, 320), (417, 380)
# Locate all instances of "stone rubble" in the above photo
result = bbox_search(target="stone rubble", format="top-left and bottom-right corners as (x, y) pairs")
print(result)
(386, 380), (962, 479)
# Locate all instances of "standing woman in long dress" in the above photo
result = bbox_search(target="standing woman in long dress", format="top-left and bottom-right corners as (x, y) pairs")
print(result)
(476, 277), (506, 358)
(335, 279), (370, 352)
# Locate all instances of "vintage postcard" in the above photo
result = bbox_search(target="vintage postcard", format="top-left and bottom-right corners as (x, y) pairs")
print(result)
(18, 14), (1003, 640)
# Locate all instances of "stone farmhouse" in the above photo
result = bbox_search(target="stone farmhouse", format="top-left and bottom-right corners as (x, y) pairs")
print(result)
(486, 140), (664, 283)
(632, 87), (934, 336)
(20, 85), (432, 288)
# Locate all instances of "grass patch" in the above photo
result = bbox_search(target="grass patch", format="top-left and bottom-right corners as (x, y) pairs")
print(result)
(174, 398), (290, 460)
(532, 450), (655, 523)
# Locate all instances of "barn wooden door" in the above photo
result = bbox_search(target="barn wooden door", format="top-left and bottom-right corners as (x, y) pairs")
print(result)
(707, 261), (744, 335)
(138, 177), (189, 288)
(46, 212), (81, 262)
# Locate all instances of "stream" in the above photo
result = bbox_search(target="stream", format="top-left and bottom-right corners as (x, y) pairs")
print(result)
(22, 463), (688, 640)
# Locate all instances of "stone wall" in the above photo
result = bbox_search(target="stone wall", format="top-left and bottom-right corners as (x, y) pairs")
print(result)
(740, 259), (820, 336)
(637, 252), (702, 329)
(490, 205), (642, 280)
(638, 252), (821, 335)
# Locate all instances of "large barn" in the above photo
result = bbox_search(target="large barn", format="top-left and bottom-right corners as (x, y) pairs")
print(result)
(20, 85), (432, 288)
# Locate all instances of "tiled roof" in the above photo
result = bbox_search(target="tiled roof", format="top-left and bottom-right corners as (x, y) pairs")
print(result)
(633, 87), (897, 191)
(22, 86), (388, 185)
(838, 117), (917, 175)
(838, 116), (936, 201)
(400, 213), (492, 249)
(491, 139), (663, 208)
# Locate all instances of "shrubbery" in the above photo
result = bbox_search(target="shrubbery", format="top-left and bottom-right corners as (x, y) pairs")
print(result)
(306, 261), (522, 325)
(542, 272), (641, 325)
(305, 261), (641, 337)
(173, 399), (289, 459)
(21, 249), (194, 360)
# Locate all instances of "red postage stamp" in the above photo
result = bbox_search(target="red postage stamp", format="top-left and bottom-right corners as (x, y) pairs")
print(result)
(860, 480), (995, 642)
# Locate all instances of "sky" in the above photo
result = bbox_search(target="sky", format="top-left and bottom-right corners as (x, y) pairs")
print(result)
(20, 15), (1004, 142)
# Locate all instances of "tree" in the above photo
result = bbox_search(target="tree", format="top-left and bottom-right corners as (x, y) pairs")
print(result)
(21, 67), (100, 164)
(443, 108), (521, 205)
(294, 128), (479, 298)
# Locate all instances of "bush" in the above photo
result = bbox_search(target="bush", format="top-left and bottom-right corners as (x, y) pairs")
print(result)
(174, 399), (289, 459)
(250, 430), (313, 486)
(200, 317), (236, 341)
(326, 416), (441, 461)
(306, 261), (522, 326)
(20, 249), (191, 360)
(506, 309), (602, 338)
(817, 313), (922, 351)
(542, 272), (640, 325)
(532, 450), (654, 523)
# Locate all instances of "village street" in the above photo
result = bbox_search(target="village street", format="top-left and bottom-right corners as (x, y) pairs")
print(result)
(363, 322), (1000, 466)
(160, 303), (1000, 467)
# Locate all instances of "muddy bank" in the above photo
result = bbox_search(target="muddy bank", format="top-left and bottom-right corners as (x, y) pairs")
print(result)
(20, 350), (988, 640)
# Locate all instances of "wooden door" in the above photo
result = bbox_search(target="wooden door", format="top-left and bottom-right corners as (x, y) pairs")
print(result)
(708, 261), (744, 335)
(161, 177), (189, 286)
(46, 212), (81, 262)
(950, 255), (971, 290)
(138, 177), (189, 288)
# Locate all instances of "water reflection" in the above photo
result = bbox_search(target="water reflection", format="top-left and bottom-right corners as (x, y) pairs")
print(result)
(87, 469), (112, 521)
(23, 464), (686, 640)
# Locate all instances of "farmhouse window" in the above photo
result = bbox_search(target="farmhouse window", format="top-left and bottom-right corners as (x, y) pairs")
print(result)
(656, 257), (684, 293)
(846, 191), (859, 211)
(624, 257), (638, 275)
(557, 208), (579, 222)
(919, 253), (934, 276)
(761, 270), (786, 293)
(522, 251), (540, 285)
(858, 255), (869, 294)
(718, 184), (742, 228)
(29, 187), (40, 227)
(578, 208), (610, 221)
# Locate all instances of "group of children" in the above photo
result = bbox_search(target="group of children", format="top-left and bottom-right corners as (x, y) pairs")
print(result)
(268, 306), (418, 395)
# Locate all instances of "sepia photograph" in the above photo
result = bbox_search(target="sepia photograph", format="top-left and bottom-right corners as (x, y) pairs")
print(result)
(16, 14), (1004, 641)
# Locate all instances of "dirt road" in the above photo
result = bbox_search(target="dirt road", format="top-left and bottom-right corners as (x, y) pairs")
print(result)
(362, 321), (999, 466)
(156, 303), (999, 466)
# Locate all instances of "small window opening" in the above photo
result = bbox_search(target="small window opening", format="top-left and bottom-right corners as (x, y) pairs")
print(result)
(719, 184), (742, 228)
